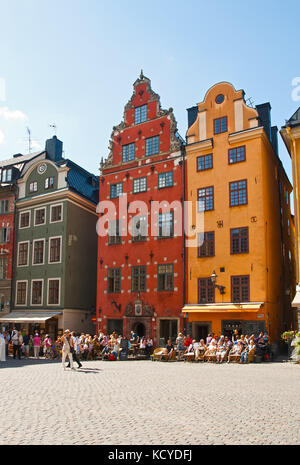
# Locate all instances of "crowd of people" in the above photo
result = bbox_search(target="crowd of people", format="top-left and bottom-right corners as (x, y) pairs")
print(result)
(0, 328), (154, 365)
(157, 330), (271, 363)
(0, 327), (271, 365)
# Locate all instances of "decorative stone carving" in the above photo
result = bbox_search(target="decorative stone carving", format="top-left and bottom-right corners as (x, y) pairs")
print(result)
(125, 302), (134, 316)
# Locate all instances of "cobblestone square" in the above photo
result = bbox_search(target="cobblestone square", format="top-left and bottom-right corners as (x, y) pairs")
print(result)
(1, 358), (299, 445)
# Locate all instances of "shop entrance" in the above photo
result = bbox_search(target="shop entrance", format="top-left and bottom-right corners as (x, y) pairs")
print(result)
(159, 319), (178, 344)
(194, 324), (209, 341)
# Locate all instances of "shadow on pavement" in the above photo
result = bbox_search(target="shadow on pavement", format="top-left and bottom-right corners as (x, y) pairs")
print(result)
(0, 356), (102, 371)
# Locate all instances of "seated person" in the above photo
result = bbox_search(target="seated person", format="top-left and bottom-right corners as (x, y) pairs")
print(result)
(184, 334), (193, 349)
(196, 339), (207, 361)
(216, 339), (227, 363)
(139, 336), (147, 350)
(227, 341), (243, 363)
(224, 336), (233, 350)
(184, 340), (196, 361)
(240, 340), (256, 363)
(204, 340), (217, 361)
(159, 339), (174, 361)
(130, 331), (138, 344)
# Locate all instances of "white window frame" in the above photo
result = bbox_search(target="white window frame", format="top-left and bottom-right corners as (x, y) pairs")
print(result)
(48, 236), (62, 264)
(30, 279), (44, 306)
(17, 240), (30, 267)
(47, 277), (61, 306)
(50, 203), (63, 224)
(15, 280), (28, 307)
(19, 210), (31, 229)
(34, 207), (46, 227)
(29, 181), (38, 193)
(32, 238), (45, 266)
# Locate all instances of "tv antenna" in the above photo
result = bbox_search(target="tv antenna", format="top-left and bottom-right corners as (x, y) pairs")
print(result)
(26, 127), (32, 153)
(49, 123), (57, 135)
(246, 97), (255, 108)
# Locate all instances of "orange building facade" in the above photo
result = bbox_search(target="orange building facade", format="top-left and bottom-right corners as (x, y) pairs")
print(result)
(183, 82), (295, 342)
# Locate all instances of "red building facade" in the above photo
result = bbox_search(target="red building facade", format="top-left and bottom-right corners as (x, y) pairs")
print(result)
(0, 185), (17, 314)
(97, 72), (185, 344)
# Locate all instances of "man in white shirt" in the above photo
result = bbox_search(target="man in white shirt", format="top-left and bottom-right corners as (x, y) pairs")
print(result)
(12, 330), (22, 360)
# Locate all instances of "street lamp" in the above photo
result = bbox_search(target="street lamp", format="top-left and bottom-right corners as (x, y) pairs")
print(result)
(211, 270), (225, 295)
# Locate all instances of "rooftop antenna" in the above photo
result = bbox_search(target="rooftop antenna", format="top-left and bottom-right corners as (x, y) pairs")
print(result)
(246, 97), (255, 108)
(49, 123), (57, 136)
(26, 127), (32, 153)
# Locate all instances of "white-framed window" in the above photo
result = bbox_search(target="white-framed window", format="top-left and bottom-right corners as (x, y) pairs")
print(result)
(48, 236), (62, 264)
(47, 278), (61, 306)
(15, 280), (28, 306)
(0, 227), (10, 244)
(50, 203), (63, 223)
(19, 210), (31, 229)
(34, 207), (46, 226)
(2, 168), (12, 183)
(32, 238), (45, 266)
(17, 241), (30, 267)
(29, 182), (38, 193)
(45, 177), (54, 190)
(0, 199), (9, 213)
(133, 177), (147, 194)
(31, 279), (44, 306)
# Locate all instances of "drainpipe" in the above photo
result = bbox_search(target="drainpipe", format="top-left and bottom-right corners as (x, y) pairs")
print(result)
(286, 126), (300, 282)
(286, 126), (300, 330)
(181, 144), (186, 333)
(10, 183), (18, 318)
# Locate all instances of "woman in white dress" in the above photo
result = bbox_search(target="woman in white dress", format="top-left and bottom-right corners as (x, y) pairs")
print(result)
(0, 331), (6, 362)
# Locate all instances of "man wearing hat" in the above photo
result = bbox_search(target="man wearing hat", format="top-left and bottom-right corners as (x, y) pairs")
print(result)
(61, 329), (75, 370)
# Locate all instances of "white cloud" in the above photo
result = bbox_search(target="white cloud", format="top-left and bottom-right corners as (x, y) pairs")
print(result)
(0, 129), (5, 144)
(0, 106), (27, 121)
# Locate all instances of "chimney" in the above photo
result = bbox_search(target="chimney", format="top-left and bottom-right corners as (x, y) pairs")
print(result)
(45, 136), (63, 162)
(187, 106), (198, 129)
(271, 126), (279, 156)
(256, 103), (271, 141)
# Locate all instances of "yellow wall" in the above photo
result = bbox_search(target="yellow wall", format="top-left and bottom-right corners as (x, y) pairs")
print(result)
(185, 82), (295, 341)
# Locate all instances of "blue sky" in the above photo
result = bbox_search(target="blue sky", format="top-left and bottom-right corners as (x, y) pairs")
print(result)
(0, 0), (299, 185)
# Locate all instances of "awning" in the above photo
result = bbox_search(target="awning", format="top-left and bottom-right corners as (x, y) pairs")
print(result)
(0, 312), (62, 323)
(182, 303), (264, 314)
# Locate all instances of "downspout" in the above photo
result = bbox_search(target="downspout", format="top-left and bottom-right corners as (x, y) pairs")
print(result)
(181, 143), (186, 333)
(286, 126), (299, 282)
(286, 126), (299, 330)
(10, 183), (18, 316)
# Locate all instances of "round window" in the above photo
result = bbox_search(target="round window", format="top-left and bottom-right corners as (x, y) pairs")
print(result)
(37, 163), (47, 175)
(215, 94), (225, 104)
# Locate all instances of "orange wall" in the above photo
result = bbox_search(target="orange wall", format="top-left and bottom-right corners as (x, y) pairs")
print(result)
(185, 82), (295, 340)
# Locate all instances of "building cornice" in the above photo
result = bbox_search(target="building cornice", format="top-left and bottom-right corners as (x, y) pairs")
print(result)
(186, 138), (213, 153)
(16, 188), (97, 216)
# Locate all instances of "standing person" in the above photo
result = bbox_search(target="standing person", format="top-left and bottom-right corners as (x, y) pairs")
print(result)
(23, 332), (30, 359)
(0, 330), (6, 362)
(176, 332), (185, 361)
(66, 332), (82, 368)
(43, 335), (52, 357)
(33, 333), (41, 359)
(61, 330), (75, 371)
(4, 330), (9, 358)
(11, 329), (22, 360)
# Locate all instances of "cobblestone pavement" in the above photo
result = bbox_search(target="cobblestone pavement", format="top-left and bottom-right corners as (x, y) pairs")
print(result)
(1, 357), (299, 445)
